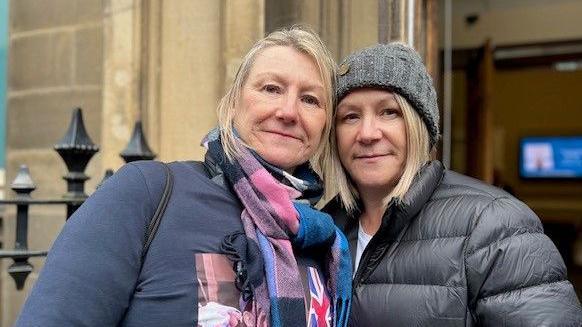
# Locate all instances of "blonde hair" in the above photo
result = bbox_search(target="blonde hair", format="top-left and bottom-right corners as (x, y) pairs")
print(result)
(217, 26), (337, 178)
(324, 93), (431, 213)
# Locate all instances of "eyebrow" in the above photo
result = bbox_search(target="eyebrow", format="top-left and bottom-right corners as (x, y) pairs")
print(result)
(338, 94), (399, 110)
(252, 72), (325, 93)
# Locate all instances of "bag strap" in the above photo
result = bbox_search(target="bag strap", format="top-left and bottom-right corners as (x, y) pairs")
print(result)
(141, 162), (174, 259)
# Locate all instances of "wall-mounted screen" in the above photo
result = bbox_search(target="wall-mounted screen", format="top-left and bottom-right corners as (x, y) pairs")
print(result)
(520, 136), (582, 179)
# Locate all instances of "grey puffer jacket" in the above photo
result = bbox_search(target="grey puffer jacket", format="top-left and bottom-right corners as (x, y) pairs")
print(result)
(324, 161), (582, 326)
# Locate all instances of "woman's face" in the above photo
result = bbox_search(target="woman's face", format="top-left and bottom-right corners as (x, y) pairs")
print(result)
(335, 88), (407, 193)
(234, 46), (327, 172)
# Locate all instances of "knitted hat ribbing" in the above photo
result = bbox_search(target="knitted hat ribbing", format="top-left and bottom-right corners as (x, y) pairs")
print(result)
(336, 43), (440, 147)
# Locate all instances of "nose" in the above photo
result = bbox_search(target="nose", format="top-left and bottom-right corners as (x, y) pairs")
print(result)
(356, 116), (382, 144)
(275, 93), (299, 123)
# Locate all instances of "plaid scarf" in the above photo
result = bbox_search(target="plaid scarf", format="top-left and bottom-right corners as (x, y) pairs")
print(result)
(203, 128), (351, 327)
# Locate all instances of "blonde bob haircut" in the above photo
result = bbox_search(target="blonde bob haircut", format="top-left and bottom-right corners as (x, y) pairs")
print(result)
(325, 93), (431, 213)
(217, 25), (337, 178)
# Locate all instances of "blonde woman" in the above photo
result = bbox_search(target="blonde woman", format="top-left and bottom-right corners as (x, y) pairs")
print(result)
(324, 43), (582, 326)
(17, 26), (351, 327)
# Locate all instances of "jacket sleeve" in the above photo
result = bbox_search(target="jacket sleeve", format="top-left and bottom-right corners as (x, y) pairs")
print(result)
(15, 163), (157, 327)
(465, 196), (582, 326)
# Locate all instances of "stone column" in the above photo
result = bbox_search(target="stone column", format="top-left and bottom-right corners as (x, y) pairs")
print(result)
(101, 0), (143, 171)
(297, 0), (350, 61)
(156, 0), (222, 161)
(140, 0), (265, 162)
(222, 0), (265, 93)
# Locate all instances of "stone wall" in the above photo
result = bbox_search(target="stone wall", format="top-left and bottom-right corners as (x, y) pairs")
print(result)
(1, 1), (104, 325)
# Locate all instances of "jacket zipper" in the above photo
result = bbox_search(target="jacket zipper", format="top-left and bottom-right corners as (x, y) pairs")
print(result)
(353, 235), (379, 288)
(352, 200), (399, 288)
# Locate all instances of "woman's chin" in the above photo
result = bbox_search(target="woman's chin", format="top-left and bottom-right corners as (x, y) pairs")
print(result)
(353, 175), (399, 193)
(256, 151), (308, 172)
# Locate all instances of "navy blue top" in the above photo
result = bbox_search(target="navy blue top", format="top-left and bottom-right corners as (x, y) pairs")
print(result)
(16, 160), (332, 326)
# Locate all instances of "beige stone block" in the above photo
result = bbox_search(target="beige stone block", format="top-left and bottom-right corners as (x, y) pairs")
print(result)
(224, 0), (264, 57)
(296, 0), (321, 32)
(100, 0), (142, 171)
(1, 267), (31, 327)
(223, 0), (264, 91)
(7, 149), (67, 198)
(7, 89), (102, 149)
(10, 0), (103, 32)
(9, 32), (73, 90)
(5, 148), (103, 204)
(158, 0), (222, 162)
(298, 0), (347, 60)
(84, 152), (105, 193)
(347, 0), (379, 52)
(74, 25), (104, 85)
(7, 153), (103, 198)
(75, 0), (105, 23)
(265, 0), (300, 33)
(141, 0), (163, 154)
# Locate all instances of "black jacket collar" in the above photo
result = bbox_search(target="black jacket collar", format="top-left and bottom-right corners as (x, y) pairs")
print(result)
(324, 160), (445, 272)
(398, 161), (445, 217)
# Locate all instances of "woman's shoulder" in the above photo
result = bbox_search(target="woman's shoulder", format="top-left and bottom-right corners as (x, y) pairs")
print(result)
(438, 169), (511, 201)
(98, 160), (220, 209)
(435, 169), (543, 250)
(437, 170), (535, 220)
(128, 160), (209, 182)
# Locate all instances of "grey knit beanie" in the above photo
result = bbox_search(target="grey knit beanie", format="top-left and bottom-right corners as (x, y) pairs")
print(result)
(336, 42), (440, 147)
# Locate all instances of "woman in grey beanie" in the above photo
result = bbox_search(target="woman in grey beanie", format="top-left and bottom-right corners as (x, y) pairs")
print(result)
(323, 42), (582, 326)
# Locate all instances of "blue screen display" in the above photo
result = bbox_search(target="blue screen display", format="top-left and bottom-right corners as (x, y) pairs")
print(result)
(520, 136), (582, 179)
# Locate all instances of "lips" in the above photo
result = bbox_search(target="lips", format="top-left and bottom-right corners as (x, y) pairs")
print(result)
(264, 130), (301, 141)
(356, 154), (386, 159)
(352, 149), (399, 161)
(354, 153), (390, 159)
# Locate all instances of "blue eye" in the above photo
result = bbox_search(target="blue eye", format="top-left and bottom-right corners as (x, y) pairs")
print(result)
(263, 84), (281, 94)
(302, 95), (321, 107)
(340, 113), (359, 124)
(380, 109), (399, 118)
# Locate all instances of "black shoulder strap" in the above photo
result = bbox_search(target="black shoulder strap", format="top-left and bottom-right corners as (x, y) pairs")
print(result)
(141, 162), (174, 259)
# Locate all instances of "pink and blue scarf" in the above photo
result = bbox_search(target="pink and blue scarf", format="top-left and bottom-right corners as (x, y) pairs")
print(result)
(203, 128), (351, 327)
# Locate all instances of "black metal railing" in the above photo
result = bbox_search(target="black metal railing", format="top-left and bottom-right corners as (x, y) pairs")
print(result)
(0, 108), (157, 290)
